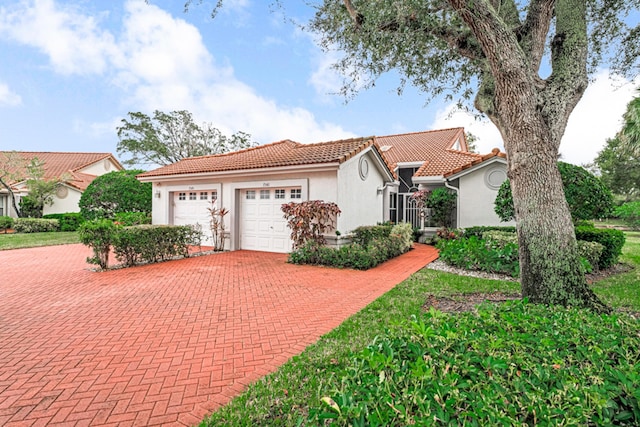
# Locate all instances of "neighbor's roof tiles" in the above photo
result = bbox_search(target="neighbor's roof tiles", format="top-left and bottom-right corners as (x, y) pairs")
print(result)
(374, 128), (482, 178)
(0, 152), (122, 189)
(138, 137), (375, 178)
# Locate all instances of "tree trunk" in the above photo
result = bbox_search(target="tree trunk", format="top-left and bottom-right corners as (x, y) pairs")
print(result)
(495, 85), (607, 311)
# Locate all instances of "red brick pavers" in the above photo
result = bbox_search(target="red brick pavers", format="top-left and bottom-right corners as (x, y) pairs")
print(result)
(0, 243), (438, 426)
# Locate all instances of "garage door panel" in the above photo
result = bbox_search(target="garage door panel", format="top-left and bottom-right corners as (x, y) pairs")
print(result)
(173, 191), (217, 246)
(240, 188), (295, 253)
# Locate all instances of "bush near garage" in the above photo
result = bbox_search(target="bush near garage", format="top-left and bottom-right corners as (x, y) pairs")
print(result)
(78, 219), (117, 269)
(79, 170), (151, 220)
(114, 211), (152, 226)
(112, 225), (201, 267)
(13, 218), (59, 233)
(308, 300), (640, 426)
(289, 223), (413, 270)
(0, 216), (13, 233)
(42, 212), (85, 231)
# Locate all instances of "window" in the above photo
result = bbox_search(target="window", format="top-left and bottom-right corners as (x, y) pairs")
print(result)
(200, 192), (208, 200)
(290, 188), (302, 199)
(178, 192), (186, 201)
(211, 190), (218, 200)
(274, 189), (285, 199)
(389, 193), (398, 224)
(189, 192), (197, 200)
(260, 189), (270, 199)
(246, 190), (256, 200)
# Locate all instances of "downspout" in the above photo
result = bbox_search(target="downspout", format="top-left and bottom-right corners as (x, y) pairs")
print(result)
(444, 179), (460, 228)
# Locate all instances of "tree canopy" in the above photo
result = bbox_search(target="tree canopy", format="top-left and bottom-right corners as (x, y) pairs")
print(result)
(593, 136), (640, 201)
(116, 110), (257, 167)
(79, 170), (152, 220)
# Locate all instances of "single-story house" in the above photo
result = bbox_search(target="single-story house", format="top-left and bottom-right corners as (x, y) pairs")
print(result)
(138, 128), (512, 253)
(0, 151), (123, 218)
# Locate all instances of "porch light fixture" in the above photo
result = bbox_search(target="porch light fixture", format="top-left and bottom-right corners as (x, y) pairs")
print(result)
(154, 190), (161, 198)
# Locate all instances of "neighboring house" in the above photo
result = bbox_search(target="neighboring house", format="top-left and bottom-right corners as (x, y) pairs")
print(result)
(138, 128), (512, 253)
(0, 152), (124, 218)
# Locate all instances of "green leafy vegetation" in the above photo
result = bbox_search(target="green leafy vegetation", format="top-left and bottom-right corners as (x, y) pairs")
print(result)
(289, 223), (413, 270)
(79, 170), (151, 220)
(575, 226), (626, 269)
(494, 162), (614, 223)
(42, 212), (85, 231)
(13, 218), (59, 233)
(437, 235), (520, 277)
(615, 201), (640, 230)
(0, 216), (13, 233)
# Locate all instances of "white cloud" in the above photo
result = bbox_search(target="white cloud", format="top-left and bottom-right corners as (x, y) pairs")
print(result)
(0, 0), (354, 145)
(430, 71), (639, 165)
(308, 48), (344, 103)
(559, 71), (639, 165)
(0, 0), (120, 75)
(0, 82), (22, 106)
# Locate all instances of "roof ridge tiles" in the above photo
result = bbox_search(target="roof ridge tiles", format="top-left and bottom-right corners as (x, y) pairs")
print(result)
(373, 127), (464, 140)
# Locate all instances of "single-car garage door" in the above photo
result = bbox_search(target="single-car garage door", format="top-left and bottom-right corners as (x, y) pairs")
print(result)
(173, 190), (217, 245)
(239, 187), (300, 253)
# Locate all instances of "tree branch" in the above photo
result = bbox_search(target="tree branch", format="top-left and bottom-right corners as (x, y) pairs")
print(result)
(517, 0), (555, 72)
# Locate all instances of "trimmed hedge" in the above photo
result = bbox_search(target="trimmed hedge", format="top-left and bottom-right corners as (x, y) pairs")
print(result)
(78, 221), (202, 269)
(114, 211), (152, 226)
(351, 224), (393, 246)
(290, 223), (413, 270)
(43, 212), (85, 231)
(578, 240), (605, 272)
(112, 225), (201, 267)
(437, 236), (520, 277)
(13, 218), (59, 233)
(575, 226), (625, 269)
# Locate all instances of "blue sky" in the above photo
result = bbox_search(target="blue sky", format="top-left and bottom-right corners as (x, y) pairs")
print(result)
(0, 0), (638, 168)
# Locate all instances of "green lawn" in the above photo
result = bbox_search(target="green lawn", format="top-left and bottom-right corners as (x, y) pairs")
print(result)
(201, 233), (640, 426)
(0, 231), (80, 250)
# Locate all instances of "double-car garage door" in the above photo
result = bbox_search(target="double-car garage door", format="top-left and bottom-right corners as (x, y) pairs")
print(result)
(172, 187), (301, 253)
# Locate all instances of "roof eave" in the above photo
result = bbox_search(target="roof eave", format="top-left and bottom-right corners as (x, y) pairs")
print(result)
(444, 156), (507, 180)
(137, 162), (342, 182)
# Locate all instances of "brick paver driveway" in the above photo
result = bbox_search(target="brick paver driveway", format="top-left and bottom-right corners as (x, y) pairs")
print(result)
(0, 244), (438, 426)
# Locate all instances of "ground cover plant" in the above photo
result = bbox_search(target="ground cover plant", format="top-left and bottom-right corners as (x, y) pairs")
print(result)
(0, 231), (79, 250)
(201, 234), (640, 427)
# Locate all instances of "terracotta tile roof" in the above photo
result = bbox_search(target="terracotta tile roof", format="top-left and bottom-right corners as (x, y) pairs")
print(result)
(443, 147), (507, 177)
(138, 137), (375, 178)
(0, 151), (122, 189)
(374, 128), (482, 178)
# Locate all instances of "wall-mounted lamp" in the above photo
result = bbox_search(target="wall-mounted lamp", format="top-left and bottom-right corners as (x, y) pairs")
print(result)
(154, 190), (161, 198)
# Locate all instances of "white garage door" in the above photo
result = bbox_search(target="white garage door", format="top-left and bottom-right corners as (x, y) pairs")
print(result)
(173, 190), (217, 245)
(239, 187), (300, 253)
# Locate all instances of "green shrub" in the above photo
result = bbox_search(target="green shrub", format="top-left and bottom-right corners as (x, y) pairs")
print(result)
(43, 212), (85, 231)
(463, 225), (516, 238)
(79, 170), (151, 220)
(13, 218), (59, 233)
(437, 236), (520, 277)
(78, 219), (118, 269)
(0, 216), (13, 232)
(114, 211), (152, 226)
(309, 301), (640, 426)
(495, 163), (614, 222)
(351, 224), (393, 246)
(577, 240), (605, 272)
(390, 222), (413, 253)
(112, 225), (201, 267)
(482, 230), (518, 248)
(615, 201), (640, 230)
(575, 226), (625, 269)
(289, 225), (412, 270)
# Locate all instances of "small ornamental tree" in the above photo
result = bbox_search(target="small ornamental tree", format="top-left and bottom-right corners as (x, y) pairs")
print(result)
(495, 162), (614, 223)
(281, 200), (341, 249)
(79, 170), (151, 220)
(410, 188), (457, 228)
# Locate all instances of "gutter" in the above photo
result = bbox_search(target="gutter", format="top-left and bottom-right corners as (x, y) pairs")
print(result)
(444, 179), (460, 228)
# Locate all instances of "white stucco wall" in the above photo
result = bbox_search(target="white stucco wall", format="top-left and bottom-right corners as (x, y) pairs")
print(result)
(43, 187), (83, 215)
(456, 162), (515, 228)
(147, 169), (339, 251)
(336, 151), (386, 234)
